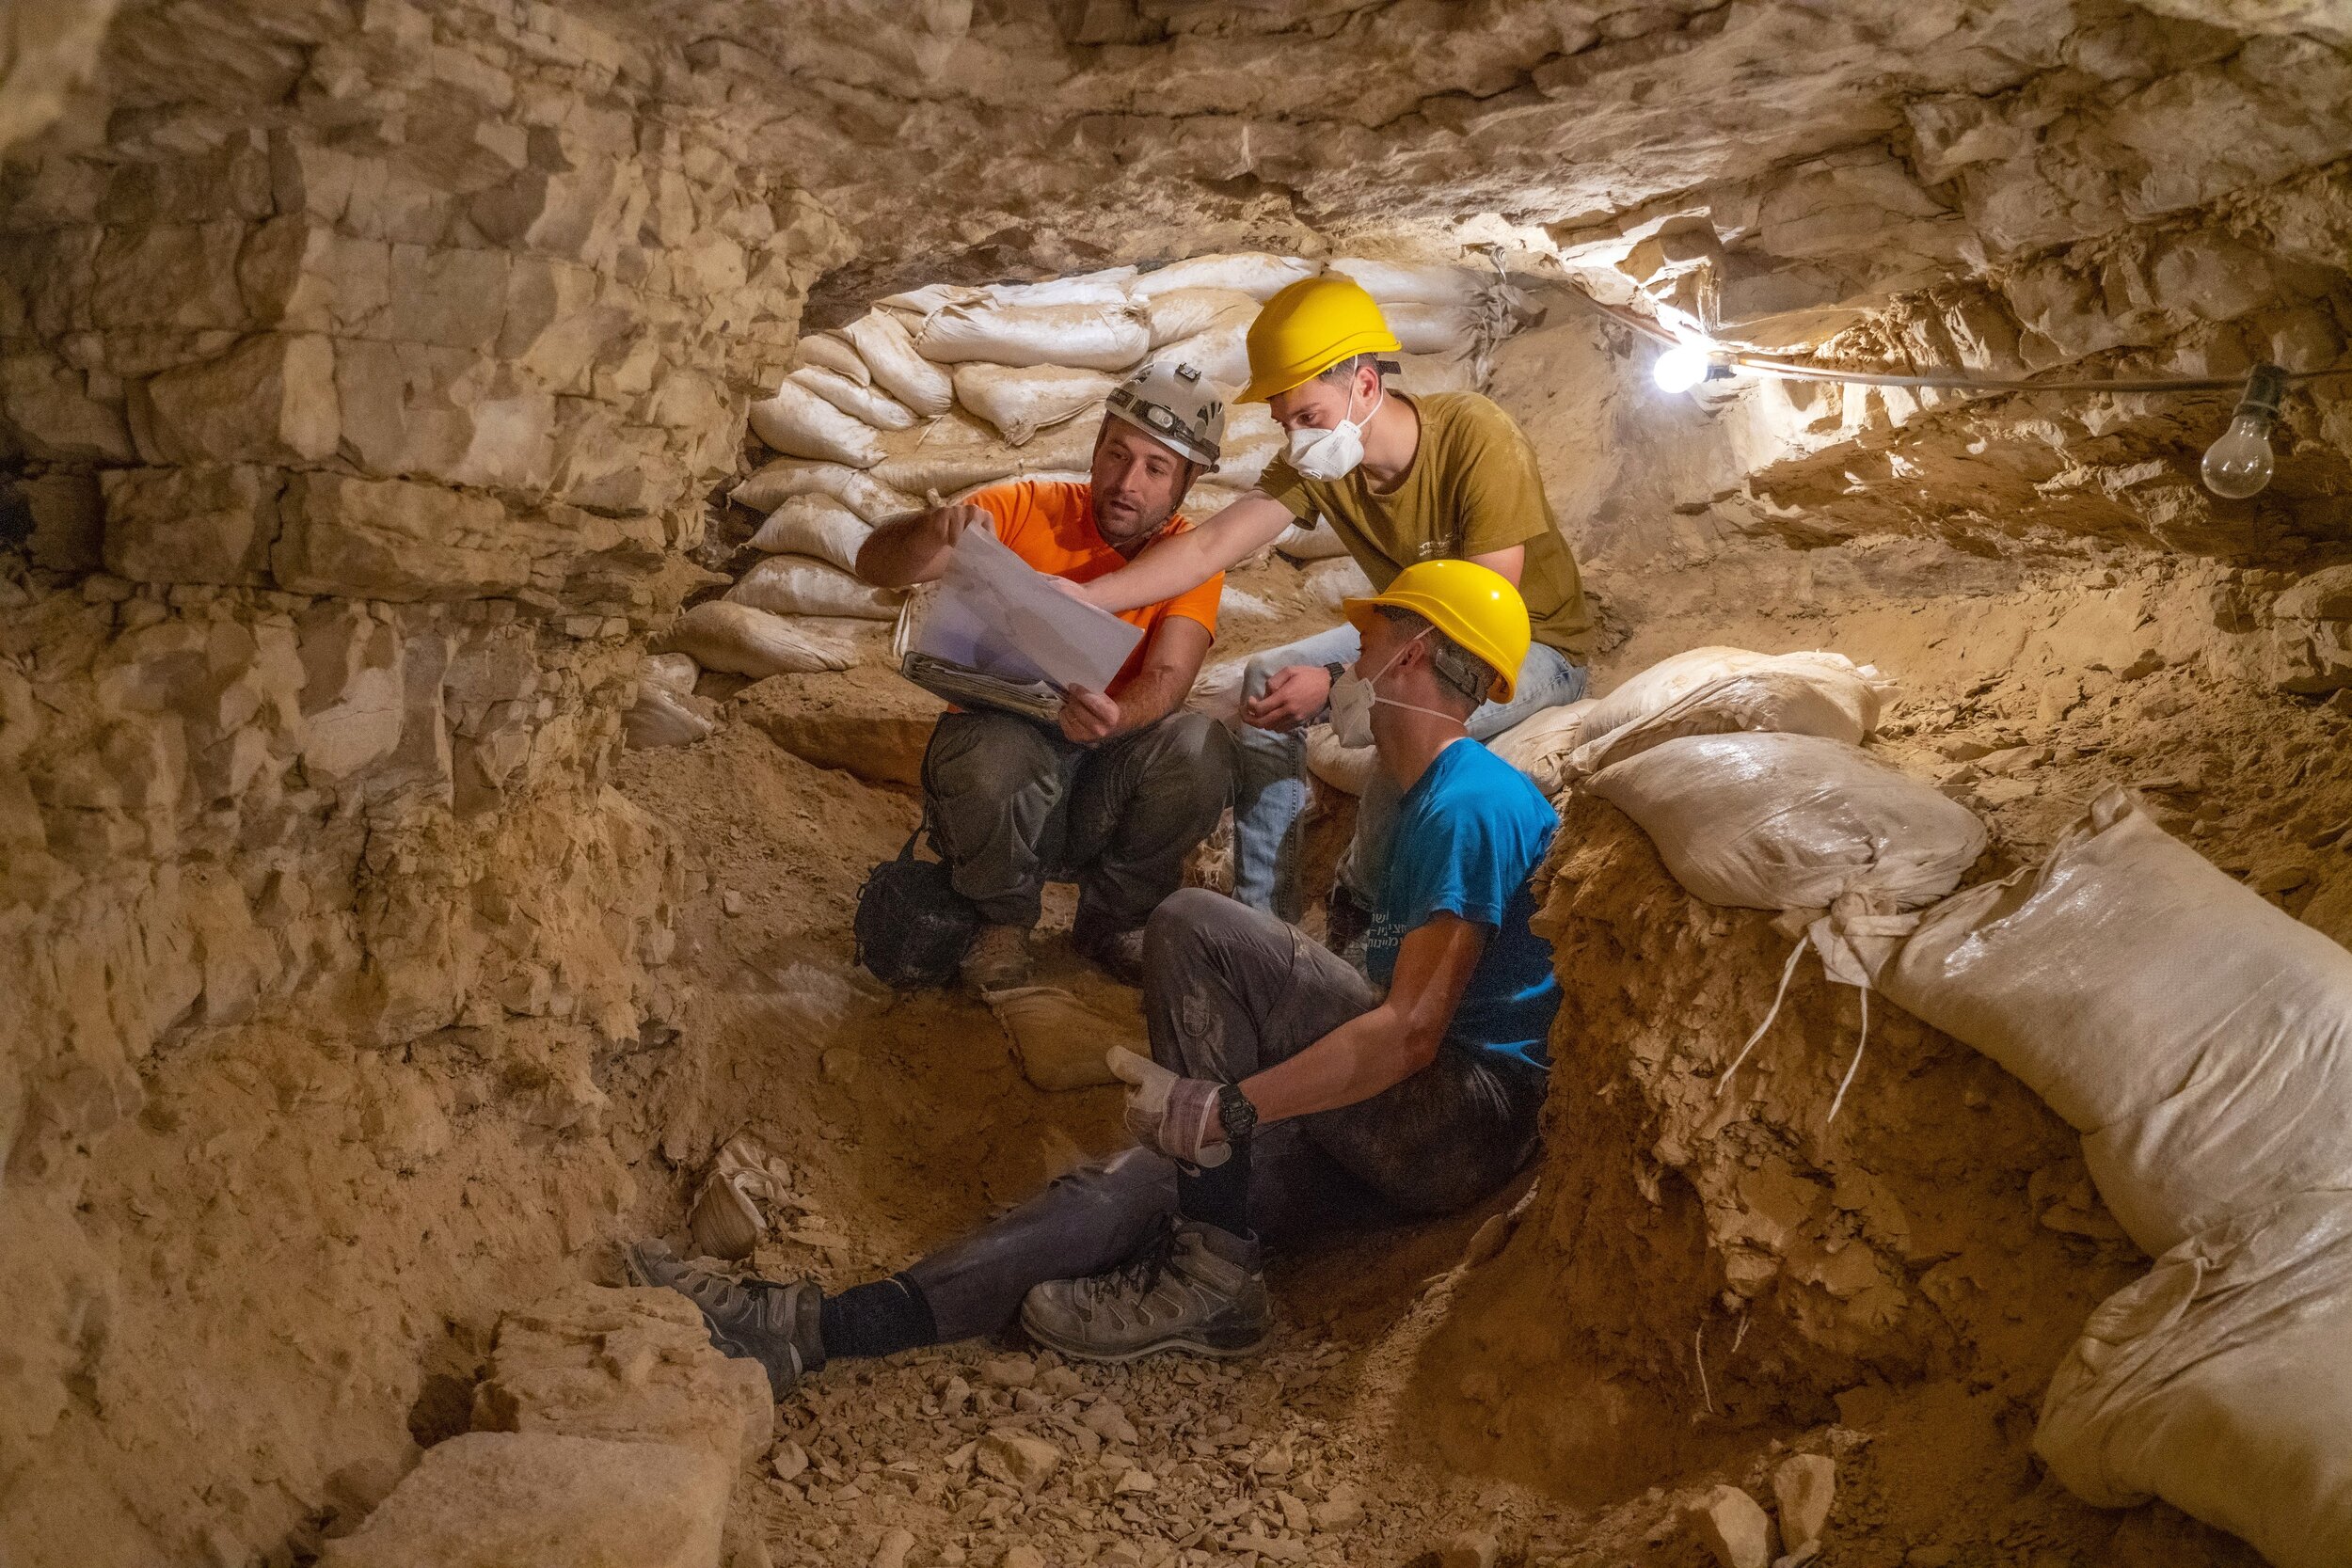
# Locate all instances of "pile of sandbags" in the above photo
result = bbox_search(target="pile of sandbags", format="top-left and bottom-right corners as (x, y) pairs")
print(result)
(1589, 728), (1987, 1121)
(1883, 785), (2352, 1258)
(1564, 648), (1898, 785)
(624, 652), (716, 750)
(722, 253), (1527, 682)
(1874, 784), (2352, 1565)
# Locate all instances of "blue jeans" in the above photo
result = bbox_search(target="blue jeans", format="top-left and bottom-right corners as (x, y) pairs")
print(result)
(1230, 626), (1587, 918)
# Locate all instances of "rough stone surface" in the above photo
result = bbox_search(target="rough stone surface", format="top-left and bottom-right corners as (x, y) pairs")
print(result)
(1691, 1484), (1775, 1568)
(317, 1431), (730, 1568)
(1771, 1453), (1836, 1558)
(2, 2), (2349, 1566)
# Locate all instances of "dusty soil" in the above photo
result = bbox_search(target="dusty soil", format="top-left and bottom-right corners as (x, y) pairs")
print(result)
(603, 566), (2351, 1568)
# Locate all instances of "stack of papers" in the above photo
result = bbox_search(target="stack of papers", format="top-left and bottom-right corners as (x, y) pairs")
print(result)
(898, 527), (1143, 721)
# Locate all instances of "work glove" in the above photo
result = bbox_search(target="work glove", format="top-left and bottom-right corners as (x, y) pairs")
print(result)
(1105, 1046), (1229, 1168)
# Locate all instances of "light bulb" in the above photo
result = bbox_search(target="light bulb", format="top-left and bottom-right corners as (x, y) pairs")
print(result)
(1653, 343), (1709, 393)
(2201, 363), (2286, 499)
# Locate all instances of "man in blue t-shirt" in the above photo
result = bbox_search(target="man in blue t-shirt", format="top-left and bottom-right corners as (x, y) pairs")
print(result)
(629, 562), (1559, 1385)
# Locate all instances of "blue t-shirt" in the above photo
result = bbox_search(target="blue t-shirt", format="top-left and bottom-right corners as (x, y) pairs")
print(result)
(1364, 739), (1562, 1069)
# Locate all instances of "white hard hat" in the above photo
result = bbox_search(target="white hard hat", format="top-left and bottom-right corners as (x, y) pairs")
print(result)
(1104, 360), (1226, 468)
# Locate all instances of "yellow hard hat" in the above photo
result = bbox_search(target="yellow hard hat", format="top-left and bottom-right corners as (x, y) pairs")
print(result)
(1343, 559), (1531, 703)
(1240, 276), (1402, 403)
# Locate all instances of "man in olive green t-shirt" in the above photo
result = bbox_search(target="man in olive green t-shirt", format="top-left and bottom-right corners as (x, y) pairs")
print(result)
(1073, 276), (1593, 927)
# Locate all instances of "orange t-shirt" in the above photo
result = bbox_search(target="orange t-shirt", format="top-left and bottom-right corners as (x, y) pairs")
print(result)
(964, 480), (1222, 694)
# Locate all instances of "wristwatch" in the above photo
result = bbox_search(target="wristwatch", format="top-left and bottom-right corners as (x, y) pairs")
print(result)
(1322, 660), (1348, 687)
(1216, 1083), (1259, 1145)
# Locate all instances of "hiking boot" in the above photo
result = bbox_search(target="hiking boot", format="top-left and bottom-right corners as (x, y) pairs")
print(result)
(961, 922), (1032, 991)
(626, 1239), (824, 1399)
(1019, 1218), (1270, 1363)
(1074, 925), (1147, 986)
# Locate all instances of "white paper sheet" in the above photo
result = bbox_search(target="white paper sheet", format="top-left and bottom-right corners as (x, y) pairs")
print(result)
(913, 526), (1142, 692)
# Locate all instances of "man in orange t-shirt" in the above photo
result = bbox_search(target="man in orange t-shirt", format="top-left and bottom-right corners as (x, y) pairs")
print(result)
(856, 364), (1235, 990)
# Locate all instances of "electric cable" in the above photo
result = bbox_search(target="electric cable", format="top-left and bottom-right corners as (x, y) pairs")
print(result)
(1549, 274), (2352, 394)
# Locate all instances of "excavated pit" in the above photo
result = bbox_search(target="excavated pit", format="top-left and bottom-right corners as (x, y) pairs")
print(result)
(5, 2), (2352, 1566)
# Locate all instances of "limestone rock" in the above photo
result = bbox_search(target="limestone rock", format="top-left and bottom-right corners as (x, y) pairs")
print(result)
(133, 332), (340, 465)
(732, 668), (942, 787)
(975, 1429), (1062, 1489)
(101, 466), (280, 586)
(1691, 1484), (1775, 1568)
(1772, 1453), (1836, 1561)
(470, 1283), (772, 1472)
(271, 473), (523, 601)
(317, 1431), (729, 1568)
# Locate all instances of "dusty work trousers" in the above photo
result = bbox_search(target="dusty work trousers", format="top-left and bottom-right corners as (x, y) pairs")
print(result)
(906, 888), (1549, 1341)
(922, 707), (1237, 939)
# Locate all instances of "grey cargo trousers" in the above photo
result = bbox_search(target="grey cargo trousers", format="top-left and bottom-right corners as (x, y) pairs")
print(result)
(907, 888), (1549, 1341)
(923, 708), (1237, 939)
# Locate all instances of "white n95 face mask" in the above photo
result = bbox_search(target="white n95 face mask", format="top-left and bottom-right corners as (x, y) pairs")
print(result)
(1285, 377), (1383, 483)
(1328, 632), (1462, 747)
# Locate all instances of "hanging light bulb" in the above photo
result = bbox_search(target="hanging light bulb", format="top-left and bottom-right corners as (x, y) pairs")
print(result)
(2201, 363), (2287, 499)
(1653, 342), (1709, 393)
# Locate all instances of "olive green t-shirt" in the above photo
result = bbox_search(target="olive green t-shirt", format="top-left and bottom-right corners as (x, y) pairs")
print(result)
(1259, 390), (1595, 660)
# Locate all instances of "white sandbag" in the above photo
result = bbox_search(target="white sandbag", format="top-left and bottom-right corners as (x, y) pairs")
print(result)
(749, 496), (872, 571)
(730, 457), (915, 524)
(1143, 287), (1258, 348)
(952, 364), (1116, 447)
(1581, 646), (1874, 744)
(793, 330), (869, 386)
(624, 683), (715, 749)
(875, 412), (1095, 499)
(914, 300), (1150, 372)
(1215, 405), (1285, 489)
(726, 556), (903, 622)
(2036, 1190), (2352, 1568)
(641, 652), (699, 695)
(839, 310), (955, 418)
(1183, 483), (1248, 520)
(1274, 521), (1352, 562)
(1884, 786), (2352, 1256)
(1593, 731), (1988, 1121)
(1385, 301), (1480, 356)
(748, 378), (884, 468)
(1303, 557), (1373, 612)
(1563, 665), (1894, 785)
(978, 269), (1136, 309)
(1394, 351), (1483, 397)
(788, 365), (917, 432)
(1187, 657), (1247, 724)
(1306, 722), (1377, 798)
(872, 282), (980, 320)
(665, 601), (886, 677)
(1130, 252), (1319, 301)
(1327, 258), (1486, 307)
(1487, 698), (1600, 798)
(1150, 297), (1256, 392)
(1590, 732), (1985, 920)
(948, 469), (1090, 505)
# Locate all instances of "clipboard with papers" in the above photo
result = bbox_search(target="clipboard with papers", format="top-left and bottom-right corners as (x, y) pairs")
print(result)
(894, 525), (1144, 722)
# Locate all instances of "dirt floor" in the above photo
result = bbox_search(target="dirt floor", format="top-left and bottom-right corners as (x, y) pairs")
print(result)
(605, 541), (2352, 1568)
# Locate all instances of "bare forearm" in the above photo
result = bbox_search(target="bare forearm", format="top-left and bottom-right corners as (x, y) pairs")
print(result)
(1083, 495), (1294, 613)
(1240, 1006), (1437, 1124)
(855, 511), (950, 588)
(1109, 666), (1187, 735)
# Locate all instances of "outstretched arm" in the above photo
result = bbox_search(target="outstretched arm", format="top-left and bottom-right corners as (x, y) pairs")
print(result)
(1074, 492), (1296, 613)
(853, 502), (993, 589)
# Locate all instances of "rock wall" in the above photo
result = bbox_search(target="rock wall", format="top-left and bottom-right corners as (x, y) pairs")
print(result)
(0, 2), (842, 1561)
(3, 0), (2350, 1564)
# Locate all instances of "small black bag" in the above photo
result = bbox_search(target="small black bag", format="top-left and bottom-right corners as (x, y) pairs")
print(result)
(853, 817), (980, 990)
